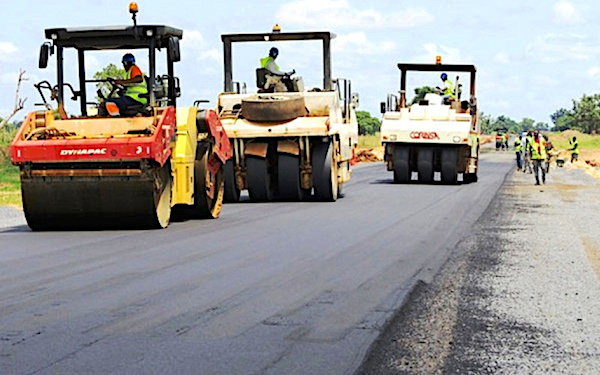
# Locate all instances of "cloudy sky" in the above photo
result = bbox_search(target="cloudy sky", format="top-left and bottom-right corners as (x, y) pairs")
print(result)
(1, 0), (598, 125)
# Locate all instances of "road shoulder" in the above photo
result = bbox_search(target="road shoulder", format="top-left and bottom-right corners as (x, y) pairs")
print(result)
(358, 162), (600, 374)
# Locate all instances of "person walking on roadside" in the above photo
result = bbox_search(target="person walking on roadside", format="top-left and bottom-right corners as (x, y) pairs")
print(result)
(544, 135), (554, 173)
(523, 131), (533, 174)
(528, 131), (547, 185)
(514, 135), (523, 170)
(569, 136), (579, 162)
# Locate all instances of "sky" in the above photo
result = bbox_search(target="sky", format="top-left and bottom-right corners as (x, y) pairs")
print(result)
(1, 0), (599, 126)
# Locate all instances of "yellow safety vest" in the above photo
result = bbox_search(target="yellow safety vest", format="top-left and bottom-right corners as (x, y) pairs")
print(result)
(260, 56), (279, 71)
(529, 138), (547, 160)
(124, 66), (148, 105)
(514, 138), (523, 153)
(444, 79), (455, 99)
(572, 140), (580, 155)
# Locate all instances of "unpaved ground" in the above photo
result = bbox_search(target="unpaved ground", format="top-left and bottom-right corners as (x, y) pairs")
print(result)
(358, 159), (600, 374)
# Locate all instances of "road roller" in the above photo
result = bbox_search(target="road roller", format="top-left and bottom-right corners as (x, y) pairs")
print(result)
(10, 5), (230, 230)
(380, 59), (480, 184)
(218, 26), (359, 202)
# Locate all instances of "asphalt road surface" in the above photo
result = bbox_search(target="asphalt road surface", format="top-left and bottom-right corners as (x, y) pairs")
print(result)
(0, 152), (514, 375)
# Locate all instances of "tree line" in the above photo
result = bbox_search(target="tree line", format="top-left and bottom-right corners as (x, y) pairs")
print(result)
(550, 94), (600, 134)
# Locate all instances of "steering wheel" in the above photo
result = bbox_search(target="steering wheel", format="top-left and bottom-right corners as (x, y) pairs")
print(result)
(105, 78), (126, 97)
(284, 69), (296, 79)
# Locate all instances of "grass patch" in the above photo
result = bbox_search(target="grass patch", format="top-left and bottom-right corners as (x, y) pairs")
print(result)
(0, 128), (21, 207)
(358, 132), (381, 148)
(549, 130), (600, 151)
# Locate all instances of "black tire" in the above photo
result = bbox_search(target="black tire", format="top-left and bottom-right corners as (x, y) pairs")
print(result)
(392, 145), (410, 183)
(191, 145), (224, 219)
(242, 94), (307, 122)
(246, 156), (274, 201)
(440, 147), (459, 184)
(224, 159), (240, 203)
(312, 141), (338, 201)
(417, 147), (434, 183)
(277, 153), (305, 200)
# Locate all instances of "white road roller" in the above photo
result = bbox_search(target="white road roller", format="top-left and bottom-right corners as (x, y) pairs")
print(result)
(217, 27), (359, 202)
(380, 62), (480, 184)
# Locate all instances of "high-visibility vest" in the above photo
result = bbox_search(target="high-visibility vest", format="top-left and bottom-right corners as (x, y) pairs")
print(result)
(260, 56), (279, 71)
(444, 79), (455, 98)
(572, 140), (580, 155)
(124, 66), (148, 105)
(529, 137), (547, 160)
(514, 138), (523, 153)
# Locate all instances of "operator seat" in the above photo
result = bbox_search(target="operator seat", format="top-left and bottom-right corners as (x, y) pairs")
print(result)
(256, 68), (270, 93)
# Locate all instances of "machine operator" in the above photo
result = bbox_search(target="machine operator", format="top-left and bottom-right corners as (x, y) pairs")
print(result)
(260, 47), (296, 92)
(99, 53), (148, 116)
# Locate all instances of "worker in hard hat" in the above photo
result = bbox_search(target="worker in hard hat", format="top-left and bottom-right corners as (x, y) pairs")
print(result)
(99, 53), (148, 116)
(436, 73), (455, 103)
(260, 47), (295, 92)
(528, 131), (547, 185)
(514, 135), (523, 170)
(569, 136), (579, 162)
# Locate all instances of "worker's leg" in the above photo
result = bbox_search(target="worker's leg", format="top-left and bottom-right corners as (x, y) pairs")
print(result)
(541, 161), (546, 184)
(533, 159), (540, 185)
(265, 75), (287, 92)
(99, 98), (124, 116)
(516, 152), (522, 170)
(282, 78), (295, 92)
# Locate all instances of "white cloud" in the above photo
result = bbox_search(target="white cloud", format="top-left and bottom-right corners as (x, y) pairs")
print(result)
(200, 49), (221, 62)
(553, 2), (584, 25)
(526, 33), (598, 63)
(0, 42), (17, 54)
(332, 32), (396, 55)
(181, 30), (206, 54)
(587, 67), (600, 78)
(0, 42), (18, 61)
(276, 0), (433, 29)
(417, 44), (470, 64)
(532, 75), (559, 87)
(494, 53), (510, 65)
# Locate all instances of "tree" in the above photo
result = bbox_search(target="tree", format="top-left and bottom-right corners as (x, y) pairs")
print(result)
(410, 86), (436, 105)
(356, 110), (381, 135)
(550, 108), (573, 131)
(518, 117), (535, 133)
(93, 63), (126, 100)
(571, 94), (600, 134)
(492, 115), (518, 133)
(0, 69), (28, 131)
(479, 112), (494, 134)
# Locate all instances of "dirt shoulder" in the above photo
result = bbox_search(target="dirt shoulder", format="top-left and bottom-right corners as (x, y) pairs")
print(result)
(358, 160), (600, 374)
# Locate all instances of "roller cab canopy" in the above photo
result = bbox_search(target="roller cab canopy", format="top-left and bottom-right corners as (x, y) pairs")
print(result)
(397, 63), (478, 98)
(39, 24), (183, 116)
(45, 25), (183, 50)
(221, 30), (336, 92)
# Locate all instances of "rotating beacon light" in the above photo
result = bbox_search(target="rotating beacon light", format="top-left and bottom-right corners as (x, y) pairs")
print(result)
(436, 55), (442, 65)
(129, 2), (139, 26)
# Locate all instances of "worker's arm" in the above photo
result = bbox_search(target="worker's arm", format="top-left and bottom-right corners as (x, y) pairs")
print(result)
(265, 60), (285, 76)
(114, 75), (143, 86)
(266, 60), (294, 77)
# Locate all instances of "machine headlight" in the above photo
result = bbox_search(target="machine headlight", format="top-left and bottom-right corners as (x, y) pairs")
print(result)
(390, 134), (397, 141)
(453, 136), (461, 143)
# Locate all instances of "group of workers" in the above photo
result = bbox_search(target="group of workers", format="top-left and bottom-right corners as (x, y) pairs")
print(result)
(514, 132), (580, 185)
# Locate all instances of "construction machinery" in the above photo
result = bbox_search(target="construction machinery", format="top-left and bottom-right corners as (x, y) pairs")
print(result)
(10, 4), (230, 230)
(380, 61), (480, 184)
(218, 26), (359, 202)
